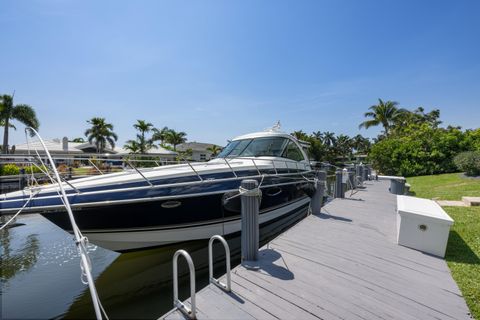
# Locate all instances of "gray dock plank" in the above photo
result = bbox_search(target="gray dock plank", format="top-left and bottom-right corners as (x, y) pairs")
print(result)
(163, 181), (472, 320)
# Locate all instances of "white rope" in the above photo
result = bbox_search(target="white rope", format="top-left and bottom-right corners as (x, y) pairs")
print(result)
(0, 190), (40, 230)
(24, 127), (108, 320)
(238, 185), (263, 197)
(224, 175), (265, 202)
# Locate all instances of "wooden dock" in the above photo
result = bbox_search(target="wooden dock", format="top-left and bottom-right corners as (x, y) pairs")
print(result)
(162, 180), (472, 320)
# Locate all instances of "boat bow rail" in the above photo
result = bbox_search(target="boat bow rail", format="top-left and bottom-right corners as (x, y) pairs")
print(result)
(1, 153), (315, 214)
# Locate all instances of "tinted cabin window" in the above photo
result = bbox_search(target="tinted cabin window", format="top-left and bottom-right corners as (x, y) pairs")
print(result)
(217, 139), (252, 158)
(283, 141), (304, 161)
(240, 138), (288, 157)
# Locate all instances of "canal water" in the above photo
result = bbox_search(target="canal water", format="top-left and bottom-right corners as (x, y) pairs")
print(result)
(1, 209), (308, 319)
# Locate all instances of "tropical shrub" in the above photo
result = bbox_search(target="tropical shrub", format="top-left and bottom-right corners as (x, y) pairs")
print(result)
(465, 128), (480, 152)
(369, 123), (470, 176)
(0, 164), (20, 176)
(0, 164), (51, 176)
(454, 151), (480, 176)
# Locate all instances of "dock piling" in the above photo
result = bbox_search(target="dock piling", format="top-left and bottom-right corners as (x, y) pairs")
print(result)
(334, 169), (345, 198)
(356, 165), (363, 186)
(362, 165), (369, 181)
(311, 170), (326, 214)
(240, 179), (261, 267)
(390, 178), (406, 195)
(19, 168), (26, 190)
(348, 169), (355, 190)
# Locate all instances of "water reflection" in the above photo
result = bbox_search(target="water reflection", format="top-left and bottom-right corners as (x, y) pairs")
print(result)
(1, 214), (118, 320)
(1, 216), (40, 286)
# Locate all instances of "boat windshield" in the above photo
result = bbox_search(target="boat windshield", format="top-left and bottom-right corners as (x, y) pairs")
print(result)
(218, 137), (303, 159)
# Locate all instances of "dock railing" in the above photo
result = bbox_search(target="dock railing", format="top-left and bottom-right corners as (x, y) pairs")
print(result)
(172, 250), (197, 319)
(208, 235), (231, 292)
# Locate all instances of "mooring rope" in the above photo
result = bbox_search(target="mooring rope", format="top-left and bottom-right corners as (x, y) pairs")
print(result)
(23, 127), (108, 320)
(224, 174), (265, 202)
(0, 190), (40, 231)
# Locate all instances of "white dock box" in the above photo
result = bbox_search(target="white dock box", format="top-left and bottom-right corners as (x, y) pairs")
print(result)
(396, 195), (454, 257)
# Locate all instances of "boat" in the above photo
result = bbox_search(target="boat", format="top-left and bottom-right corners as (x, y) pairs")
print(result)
(0, 127), (316, 252)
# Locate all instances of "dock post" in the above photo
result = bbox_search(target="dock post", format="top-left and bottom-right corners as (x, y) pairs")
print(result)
(362, 165), (369, 182)
(334, 169), (344, 198)
(19, 168), (26, 190)
(348, 169), (355, 190)
(390, 178), (406, 195)
(240, 179), (261, 267)
(356, 165), (362, 186)
(311, 170), (326, 215)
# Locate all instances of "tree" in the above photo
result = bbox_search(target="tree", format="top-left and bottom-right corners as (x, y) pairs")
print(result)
(307, 137), (326, 162)
(123, 140), (141, 154)
(1, 94), (39, 154)
(291, 130), (309, 141)
(321, 131), (336, 147)
(0, 119), (16, 130)
(84, 117), (118, 153)
(334, 134), (353, 160)
(351, 134), (371, 154)
(152, 126), (171, 146)
(369, 123), (469, 176)
(359, 99), (406, 136)
(165, 130), (187, 151)
(207, 145), (222, 156)
(71, 137), (85, 143)
(392, 107), (442, 134)
(130, 120), (156, 154)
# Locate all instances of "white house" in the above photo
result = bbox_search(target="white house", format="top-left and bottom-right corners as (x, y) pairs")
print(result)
(11, 137), (177, 161)
(176, 142), (222, 161)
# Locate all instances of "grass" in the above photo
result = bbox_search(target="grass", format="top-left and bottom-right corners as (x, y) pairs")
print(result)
(407, 173), (480, 319)
(407, 172), (480, 200)
(444, 207), (480, 319)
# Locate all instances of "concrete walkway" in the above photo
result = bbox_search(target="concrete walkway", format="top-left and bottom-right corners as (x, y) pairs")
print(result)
(162, 180), (472, 320)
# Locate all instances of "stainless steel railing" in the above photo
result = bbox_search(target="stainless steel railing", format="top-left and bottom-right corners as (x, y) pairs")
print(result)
(172, 250), (196, 319)
(208, 235), (231, 292)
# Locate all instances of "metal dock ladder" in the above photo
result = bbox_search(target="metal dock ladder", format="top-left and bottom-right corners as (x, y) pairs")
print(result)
(172, 235), (232, 320)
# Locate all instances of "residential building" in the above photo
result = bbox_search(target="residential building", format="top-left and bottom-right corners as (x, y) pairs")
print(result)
(176, 142), (222, 161)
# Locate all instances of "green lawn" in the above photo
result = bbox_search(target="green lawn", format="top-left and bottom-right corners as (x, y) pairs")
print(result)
(407, 174), (480, 319)
(444, 207), (480, 319)
(407, 172), (480, 200)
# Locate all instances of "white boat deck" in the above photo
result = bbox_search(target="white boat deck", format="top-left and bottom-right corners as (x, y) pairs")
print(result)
(161, 180), (472, 320)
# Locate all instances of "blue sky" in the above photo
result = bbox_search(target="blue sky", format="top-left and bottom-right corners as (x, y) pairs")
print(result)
(1, 0), (479, 147)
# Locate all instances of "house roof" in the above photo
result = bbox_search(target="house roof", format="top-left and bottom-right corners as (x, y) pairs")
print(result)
(114, 145), (177, 155)
(13, 139), (84, 154)
(12, 139), (177, 156)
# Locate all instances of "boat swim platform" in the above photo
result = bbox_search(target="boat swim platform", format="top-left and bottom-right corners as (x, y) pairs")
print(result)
(162, 180), (472, 320)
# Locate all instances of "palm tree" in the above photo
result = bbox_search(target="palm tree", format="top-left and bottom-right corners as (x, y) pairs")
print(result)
(152, 126), (171, 146)
(312, 131), (323, 140)
(134, 120), (154, 139)
(165, 130), (187, 151)
(351, 134), (371, 154)
(322, 131), (336, 147)
(123, 140), (141, 154)
(1, 94), (39, 154)
(71, 137), (85, 143)
(291, 130), (308, 141)
(84, 117), (118, 153)
(359, 99), (406, 136)
(207, 145), (222, 157)
(132, 120), (156, 154)
(335, 134), (353, 160)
